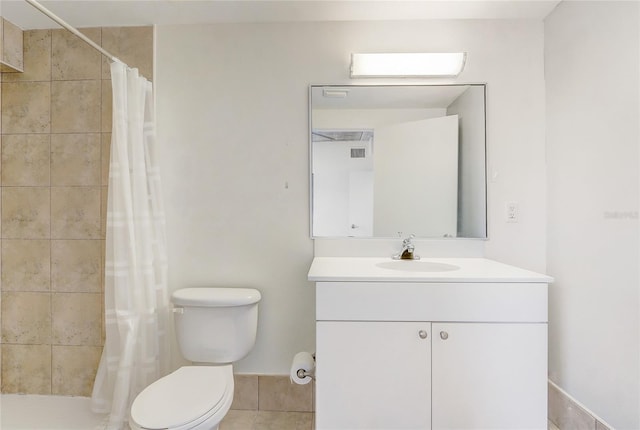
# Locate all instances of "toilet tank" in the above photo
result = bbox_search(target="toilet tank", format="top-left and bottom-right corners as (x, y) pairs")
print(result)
(171, 287), (261, 363)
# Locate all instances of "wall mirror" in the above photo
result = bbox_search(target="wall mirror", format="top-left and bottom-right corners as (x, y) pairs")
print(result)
(310, 84), (487, 239)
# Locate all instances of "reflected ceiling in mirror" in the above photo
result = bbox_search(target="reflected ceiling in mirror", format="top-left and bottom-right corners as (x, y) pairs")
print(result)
(310, 84), (487, 239)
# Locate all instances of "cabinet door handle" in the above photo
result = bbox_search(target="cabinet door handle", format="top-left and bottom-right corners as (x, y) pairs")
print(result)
(440, 331), (449, 340)
(418, 330), (428, 339)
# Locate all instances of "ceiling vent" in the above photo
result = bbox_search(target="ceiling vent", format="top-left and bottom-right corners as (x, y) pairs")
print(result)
(350, 148), (366, 158)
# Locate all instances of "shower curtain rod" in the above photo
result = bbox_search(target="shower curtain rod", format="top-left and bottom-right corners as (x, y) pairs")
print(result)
(24, 0), (120, 63)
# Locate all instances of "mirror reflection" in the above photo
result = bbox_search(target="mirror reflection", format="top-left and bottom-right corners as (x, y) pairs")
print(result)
(310, 84), (487, 239)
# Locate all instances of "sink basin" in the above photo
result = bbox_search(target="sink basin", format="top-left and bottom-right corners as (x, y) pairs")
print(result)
(376, 260), (460, 273)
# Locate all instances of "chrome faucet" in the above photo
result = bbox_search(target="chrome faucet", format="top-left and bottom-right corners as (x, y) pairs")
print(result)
(392, 234), (420, 260)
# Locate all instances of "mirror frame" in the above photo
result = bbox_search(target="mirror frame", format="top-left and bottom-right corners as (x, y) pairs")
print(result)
(308, 83), (488, 240)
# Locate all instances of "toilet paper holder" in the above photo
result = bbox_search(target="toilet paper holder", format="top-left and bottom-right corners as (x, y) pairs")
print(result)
(293, 352), (316, 382)
(296, 368), (315, 380)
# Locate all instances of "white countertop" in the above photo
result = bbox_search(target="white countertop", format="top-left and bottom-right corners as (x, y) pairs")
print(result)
(308, 257), (553, 283)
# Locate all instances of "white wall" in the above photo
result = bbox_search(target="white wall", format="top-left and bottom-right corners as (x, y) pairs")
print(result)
(545, 2), (639, 428)
(309, 21), (546, 270)
(155, 19), (546, 374)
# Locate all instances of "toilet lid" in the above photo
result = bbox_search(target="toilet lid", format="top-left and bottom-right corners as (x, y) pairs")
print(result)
(130, 366), (230, 429)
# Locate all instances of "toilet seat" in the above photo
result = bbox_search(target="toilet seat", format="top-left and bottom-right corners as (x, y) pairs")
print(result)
(130, 365), (234, 430)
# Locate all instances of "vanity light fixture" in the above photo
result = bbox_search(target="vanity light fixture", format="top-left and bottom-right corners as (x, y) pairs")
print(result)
(350, 53), (467, 78)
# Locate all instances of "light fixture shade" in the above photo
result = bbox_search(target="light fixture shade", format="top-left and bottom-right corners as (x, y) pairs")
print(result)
(350, 53), (467, 78)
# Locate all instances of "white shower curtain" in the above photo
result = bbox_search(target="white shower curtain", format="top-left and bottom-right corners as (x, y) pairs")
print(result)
(91, 61), (170, 430)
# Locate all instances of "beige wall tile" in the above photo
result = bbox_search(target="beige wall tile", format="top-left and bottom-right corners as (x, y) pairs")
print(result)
(101, 186), (108, 237)
(102, 133), (111, 186)
(1, 134), (50, 186)
(102, 80), (112, 133)
(51, 187), (101, 239)
(51, 80), (101, 133)
(52, 28), (101, 81)
(1, 292), (51, 344)
(102, 27), (154, 81)
(0, 19), (4, 62)
(52, 292), (101, 346)
(51, 133), (101, 186)
(1, 240), (51, 292)
(548, 383), (596, 430)
(2, 187), (50, 239)
(1, 19), (24, 72)
(2, 30), (51, 83)
(258, 375), (313, 412)
(0, 23), (153, 396)
(0, 64), (18, 73)
(51, 240), (101, 293)
(2, 344), (51, 394)
(52, 345), (101, 396)
(1, 82), (51, 134)
(232, 374), (259, 410)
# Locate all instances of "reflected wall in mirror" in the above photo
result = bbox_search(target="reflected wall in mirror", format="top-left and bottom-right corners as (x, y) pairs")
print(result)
(310, 84), (487, 239)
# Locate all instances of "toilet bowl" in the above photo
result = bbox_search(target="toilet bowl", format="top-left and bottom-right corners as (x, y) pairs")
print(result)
(129, 287), (261, 430)
(129, 366), (233, 430)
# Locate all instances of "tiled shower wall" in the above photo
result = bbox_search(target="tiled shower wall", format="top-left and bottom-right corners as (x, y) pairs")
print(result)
(0, 25), (152, 396)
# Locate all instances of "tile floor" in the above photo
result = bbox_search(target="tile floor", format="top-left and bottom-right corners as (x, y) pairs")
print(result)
(220, 410), (315, 430)
(220, 411), (558, 430)
(0, 394), (559, 430)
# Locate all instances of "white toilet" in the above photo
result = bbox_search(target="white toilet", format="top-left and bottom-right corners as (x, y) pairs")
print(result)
(129, 287), (261, 430)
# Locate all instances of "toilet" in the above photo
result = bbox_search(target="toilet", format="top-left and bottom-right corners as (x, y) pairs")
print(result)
(129, 287), (261, 430)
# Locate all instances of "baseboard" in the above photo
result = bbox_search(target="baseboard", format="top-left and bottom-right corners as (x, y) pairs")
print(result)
(548, 380), (613, 430)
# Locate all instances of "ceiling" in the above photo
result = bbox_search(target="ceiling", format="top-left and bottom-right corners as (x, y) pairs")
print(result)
(1, 0), (561, 30)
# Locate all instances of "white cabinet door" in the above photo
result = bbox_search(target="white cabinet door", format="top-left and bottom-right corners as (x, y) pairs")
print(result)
(432, 323), (548, 430)
(316, 321), (431, 430)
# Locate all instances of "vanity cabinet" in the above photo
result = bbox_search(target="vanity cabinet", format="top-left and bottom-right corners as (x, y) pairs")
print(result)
(309, 258), (551, 430)
(317, 320), (546, 430)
